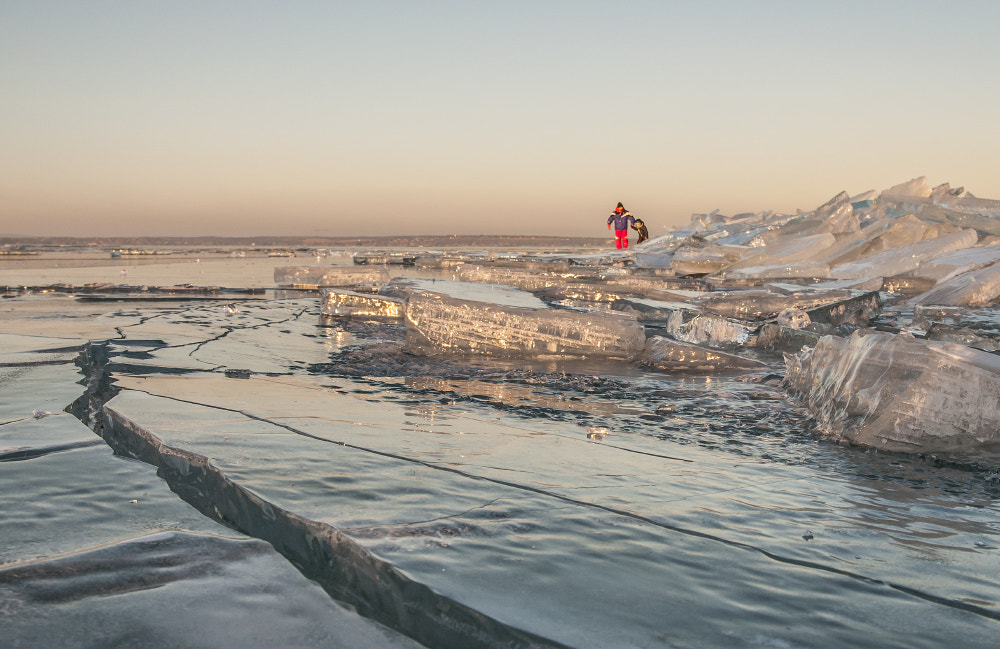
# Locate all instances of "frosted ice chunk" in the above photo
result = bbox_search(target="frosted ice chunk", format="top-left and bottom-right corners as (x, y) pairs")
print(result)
(849, 189), (877, 206)
(714, 233), (836, 281)
(879, 176), (933, 201)
(274, 266), (390, 289)
(865, 215), (960, 253)
(913, 243), (1000, 283)
(760, 192), (859, 243)
(784, 330), (1000, 459)
(765, 233), (837, 262)
(909, 261), (1000, 307)
(639, 336), (767, 372)
(935, 194), (1000, 219)
(670, 242), (750, 276)
(320, 289), (404, 319)
(403, 291), (646, 358)
(829, 229), (978, 279)
(665, 310), (752, 347)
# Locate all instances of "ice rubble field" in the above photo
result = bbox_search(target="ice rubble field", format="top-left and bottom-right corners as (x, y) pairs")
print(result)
(2, 176), (1000, 648)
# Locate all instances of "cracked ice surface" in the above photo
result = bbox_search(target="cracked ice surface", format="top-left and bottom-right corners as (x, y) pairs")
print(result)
(3, 273), (998, 648)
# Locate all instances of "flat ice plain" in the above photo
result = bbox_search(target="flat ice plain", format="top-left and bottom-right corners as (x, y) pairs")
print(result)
(2, 177), (1000, 648)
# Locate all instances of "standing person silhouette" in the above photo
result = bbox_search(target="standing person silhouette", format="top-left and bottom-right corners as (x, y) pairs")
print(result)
(632, 218), (649, 244)
(607, 202), (636, 249)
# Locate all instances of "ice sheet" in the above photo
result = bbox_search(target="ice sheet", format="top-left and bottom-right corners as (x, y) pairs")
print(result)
(403, 290), (646, 358)
(274, 265), (391, 289)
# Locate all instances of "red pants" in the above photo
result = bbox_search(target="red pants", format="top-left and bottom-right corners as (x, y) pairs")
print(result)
(614, 229), (629, 249)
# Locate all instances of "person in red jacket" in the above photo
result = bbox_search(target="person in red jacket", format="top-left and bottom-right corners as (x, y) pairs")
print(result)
(607, 202), (636, 249)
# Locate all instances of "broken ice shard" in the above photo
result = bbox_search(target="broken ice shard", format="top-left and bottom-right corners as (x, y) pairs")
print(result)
(908, 255), (1000, 307)
(457, 265), (584, 292)
(784, 330), (1000, 458)
(273, 266), (390, 290)
(403, 290), (646, 358)
(690, 287), (879, 323)
(320, 289), (404, 319)
(639, 335), (767, 373)
(829, 230), (978, 279)
(664, 310), (752, 348)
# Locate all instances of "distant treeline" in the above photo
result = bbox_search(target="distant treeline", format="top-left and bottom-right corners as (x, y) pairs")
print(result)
(0, 235), (608, 248)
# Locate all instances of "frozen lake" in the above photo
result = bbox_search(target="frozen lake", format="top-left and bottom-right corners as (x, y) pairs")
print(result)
(2, 247), (999, 648)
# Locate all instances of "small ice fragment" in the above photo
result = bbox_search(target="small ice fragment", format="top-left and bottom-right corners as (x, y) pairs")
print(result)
(225, 303), (239, 315)
(32, 409), (51, 419)
(777, 307), (811, 329)
(802, 531), (814, 541)
(587, 427), (610, 440)
(640, 336), (768, 372)
(129, 499), (138, 504)
(321, 288), (404, 319)
(656, 403), (677, 414)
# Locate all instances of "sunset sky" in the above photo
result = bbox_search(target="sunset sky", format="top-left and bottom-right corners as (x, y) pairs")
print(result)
(3, 1), (999, 239)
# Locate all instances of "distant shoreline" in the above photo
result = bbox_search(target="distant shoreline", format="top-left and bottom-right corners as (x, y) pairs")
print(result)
(0, 235), (610, 249)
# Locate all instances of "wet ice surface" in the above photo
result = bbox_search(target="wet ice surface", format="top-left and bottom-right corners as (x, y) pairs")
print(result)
(1, 292), (995, 647)
(3, 206), (1000, 648)
(0, 324), (424, 649)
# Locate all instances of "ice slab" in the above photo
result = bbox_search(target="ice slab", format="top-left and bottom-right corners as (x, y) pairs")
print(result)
(761, 192), (858, 241)
(880, 176), (934, 201)
(403, 290), (646, 358)
(639, 336), (768, 373)
(691, 288), (876, 322)
(665, 311), (752, 347)
(716, 261), (831, 282)
(670, 242), (749, 276)
(801, 291), (882, 327)
(784, 330), (1000, 459)
(917, 243), (1000, 280)
(457, 265), (585, 291)
(610, 297), (697, 324)
(829, 229), (978, 279)
(382, 277), (547, 308)
(909, 262), (1000, 307)
(320, 289), (404, 319)
(274, 266), (391, 289)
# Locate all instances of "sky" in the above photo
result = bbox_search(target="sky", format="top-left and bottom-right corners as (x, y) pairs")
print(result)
(2, 1), (999, 239)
